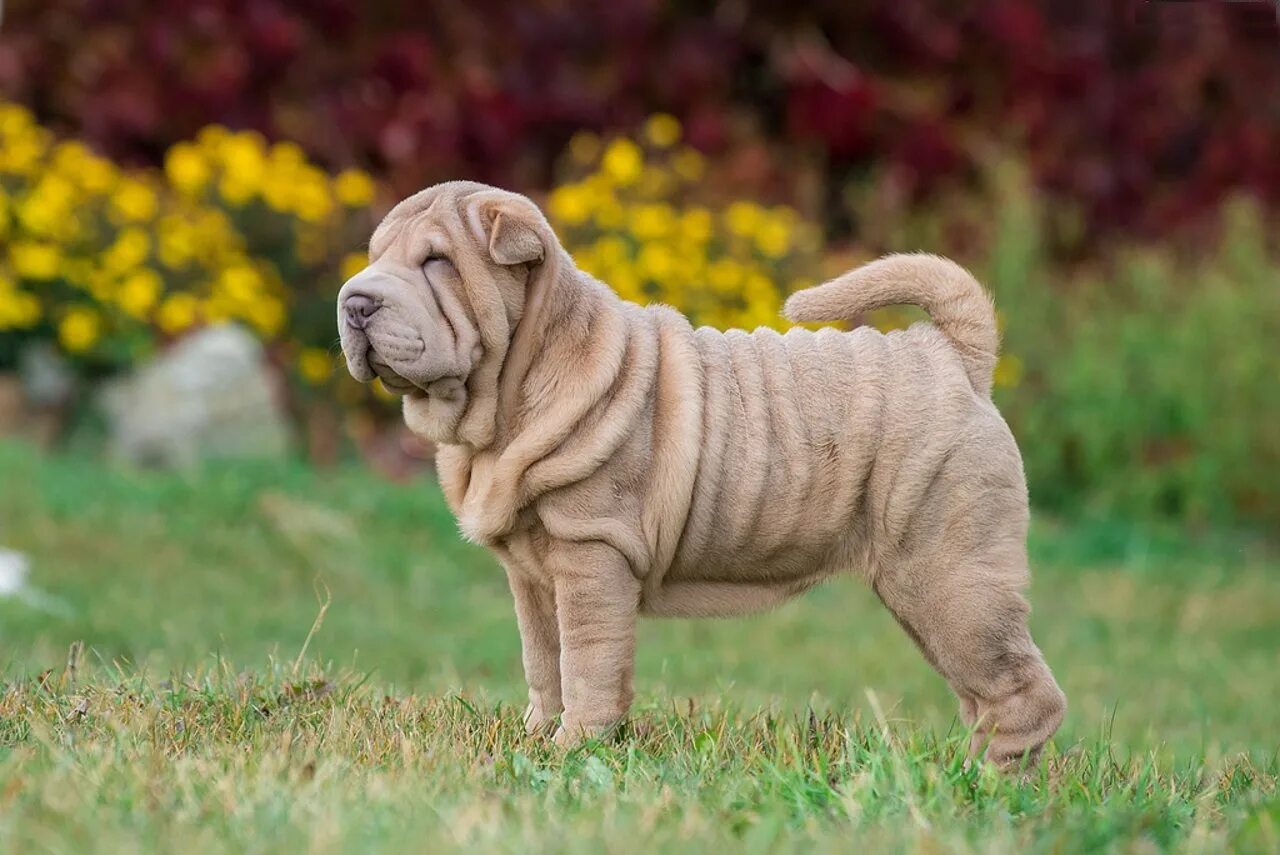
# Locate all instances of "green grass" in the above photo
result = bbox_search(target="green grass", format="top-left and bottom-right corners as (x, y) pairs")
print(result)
(1, 441), (1277, 851)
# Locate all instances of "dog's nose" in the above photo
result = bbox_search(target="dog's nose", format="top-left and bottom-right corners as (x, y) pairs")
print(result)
(343, 294), (378, 328)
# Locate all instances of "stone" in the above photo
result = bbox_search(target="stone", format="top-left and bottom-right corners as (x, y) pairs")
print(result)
(19, 342), (75, 407)
(100, 324), (292, 467)
(0, 342), (74, 445)
(0, 547), (29, 598)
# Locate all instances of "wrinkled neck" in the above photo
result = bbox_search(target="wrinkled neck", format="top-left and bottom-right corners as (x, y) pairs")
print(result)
(492, 255), (619, 443)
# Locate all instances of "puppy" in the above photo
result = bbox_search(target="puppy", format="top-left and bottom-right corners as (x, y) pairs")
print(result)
(338, 181), (1065, 766)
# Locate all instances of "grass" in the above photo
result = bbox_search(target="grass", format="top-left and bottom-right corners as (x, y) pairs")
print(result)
(0, 440), (1277, 851)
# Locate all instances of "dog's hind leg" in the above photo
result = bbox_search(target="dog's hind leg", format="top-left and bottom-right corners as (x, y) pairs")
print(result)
(870, 539), (1066, 769)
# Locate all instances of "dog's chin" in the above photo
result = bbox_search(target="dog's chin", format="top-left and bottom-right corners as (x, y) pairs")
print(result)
(403, 378), (469, 444)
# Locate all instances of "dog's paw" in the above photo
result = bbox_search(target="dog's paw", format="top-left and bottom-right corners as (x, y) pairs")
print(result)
(522, 701), (558, 737)
(552, 718), (619, 747)
(522, 702), (561, 735)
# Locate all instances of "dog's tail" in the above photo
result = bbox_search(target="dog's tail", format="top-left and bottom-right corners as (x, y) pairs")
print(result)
(783, 252), (999, 397)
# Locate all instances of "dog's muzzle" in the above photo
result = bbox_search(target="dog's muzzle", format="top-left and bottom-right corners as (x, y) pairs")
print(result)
(337, 267), (467, 397)
(342, 293), (379, 330)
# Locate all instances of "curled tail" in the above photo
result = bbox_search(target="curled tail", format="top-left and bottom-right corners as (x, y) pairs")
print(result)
(783, 252), (999, 397)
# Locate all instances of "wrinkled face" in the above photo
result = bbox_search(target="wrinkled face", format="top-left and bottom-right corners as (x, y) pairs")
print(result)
(337, 181), (548, 445)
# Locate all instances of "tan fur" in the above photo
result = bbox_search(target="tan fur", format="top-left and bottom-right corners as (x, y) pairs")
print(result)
(337, 181), (1066, 766)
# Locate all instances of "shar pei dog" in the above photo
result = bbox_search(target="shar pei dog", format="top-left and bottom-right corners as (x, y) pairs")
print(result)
(338, 181), (1066, 767)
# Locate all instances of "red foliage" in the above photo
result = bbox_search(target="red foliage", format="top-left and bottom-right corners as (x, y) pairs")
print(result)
(1, 0), (1277, 242)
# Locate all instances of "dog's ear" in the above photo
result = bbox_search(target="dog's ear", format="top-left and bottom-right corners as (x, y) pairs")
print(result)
(488, 210), (545, 265)
(474, 194), (547, 266)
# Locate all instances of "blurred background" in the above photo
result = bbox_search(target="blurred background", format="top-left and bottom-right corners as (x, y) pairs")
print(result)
(0, 0), (1278, 758)
(2, 0), (1278, 527)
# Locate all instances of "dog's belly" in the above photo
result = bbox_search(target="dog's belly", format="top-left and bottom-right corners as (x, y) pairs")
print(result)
(661, 322), (980, 590)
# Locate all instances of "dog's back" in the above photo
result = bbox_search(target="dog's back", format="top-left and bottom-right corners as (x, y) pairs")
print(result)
(659, 318), (1016, 601)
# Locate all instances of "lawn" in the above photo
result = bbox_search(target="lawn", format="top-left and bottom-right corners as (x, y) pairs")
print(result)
(0, 440), (1277, 851)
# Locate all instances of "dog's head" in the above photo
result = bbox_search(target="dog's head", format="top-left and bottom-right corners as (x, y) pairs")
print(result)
(338, 181), (559, 446)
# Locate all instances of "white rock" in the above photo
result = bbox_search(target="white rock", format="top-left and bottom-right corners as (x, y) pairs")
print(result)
(0, 547), (29, 597)
(100, 324), (292, 467)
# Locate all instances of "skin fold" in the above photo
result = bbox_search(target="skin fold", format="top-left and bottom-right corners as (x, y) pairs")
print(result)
(337, 181), (1066, 766)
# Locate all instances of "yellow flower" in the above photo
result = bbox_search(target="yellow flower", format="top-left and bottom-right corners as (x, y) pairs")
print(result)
(643, 114), (682, 148)
(9, 241), (62, 280)
(220, 131), (267, 178)
(195, 125), (231, 155)
(156, 293), (200, 335)
(725, 201), (765, 238)
(202, 294), (233, 324)
(80, 154), (119, 194)
(58, 307), (102, 353)
(707, 258), (744, 292)
(569, 131), (601, 165)
(103, 228), (151, 273)
(593, 235), (629, 267)
(333, 169), (375, 207)
(218, 175), (256, 207)
(50, 140), (89, 169)
(636, 165), (673, 199)
(0, 276), (43, 330)
(111, 178), (159, 222)
(341, 252), (368, 280)
(629, 203), (674, 240)
(548, 183), (591, 226)
(17, 175), (76, 237)
(215, 131), (267, 206)
(293, 171), (334, 222)
(157, 216), (196, 269)
(261, 172), (296, 213)
(270, 141), (306, 165)
(637, 242), (676, 280)
(190, 209), (243, 259)
(0, 110), (49, 175)
(754, 218), (792, 258)
(591, 197), (625, 229)
(610, 268), (644, 303)
(672, 147), (705, 181)
(117, 269), (163, 319)
(217, 265), (264, 304)
(84, 271), (115, 303)
(743, 271), (775, 304)
(679, 207), (713, 243)
(0, 103), (37, 137)
(246, 296), (286, 337)
(574, 247), (602, 278)
(601, 139), (644, 185)
(0, 291), (41, 330)
(297, 348), (334, 385)
(51, 141), (118, 194)
(165, 143), (210, 196)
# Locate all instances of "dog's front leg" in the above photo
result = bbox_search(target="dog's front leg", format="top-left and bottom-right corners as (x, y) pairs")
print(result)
(506, 567), (563, 733)
(550, 542), (640, 746)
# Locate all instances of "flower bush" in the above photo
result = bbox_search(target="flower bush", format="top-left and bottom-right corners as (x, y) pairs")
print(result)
(5, 104), (1278, 531)
(0, 102), (376, 399)
(4, 1), (1277, 244)
(549, 116), (823, 332)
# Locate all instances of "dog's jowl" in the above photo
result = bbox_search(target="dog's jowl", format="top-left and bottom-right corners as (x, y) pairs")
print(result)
(338, 181), (1066, 767)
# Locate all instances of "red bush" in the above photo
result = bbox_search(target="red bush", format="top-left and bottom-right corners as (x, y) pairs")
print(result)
(2, 0), (1277, 242)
